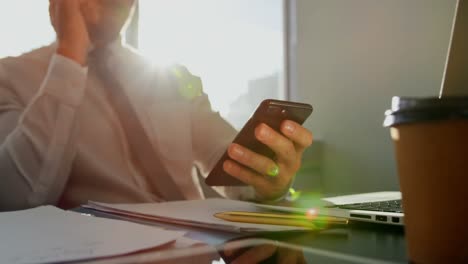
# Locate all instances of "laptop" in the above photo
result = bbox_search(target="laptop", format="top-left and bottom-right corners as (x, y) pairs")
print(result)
(258, 0), (468, 226)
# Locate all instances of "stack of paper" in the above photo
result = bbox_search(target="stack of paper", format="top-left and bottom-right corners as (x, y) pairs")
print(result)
(0, 206), (185, 264)
(84, 198), (312, 233)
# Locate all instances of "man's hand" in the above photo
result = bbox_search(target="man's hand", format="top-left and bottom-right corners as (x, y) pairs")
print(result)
(223, 120), (313, 201)
(50, 0), (91, 65)
(223, 241), (307, 264)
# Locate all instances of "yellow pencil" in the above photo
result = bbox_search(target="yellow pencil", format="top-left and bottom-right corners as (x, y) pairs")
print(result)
(214, 211), (348, 229)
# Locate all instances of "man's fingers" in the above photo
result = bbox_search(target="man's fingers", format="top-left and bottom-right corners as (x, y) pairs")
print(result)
(280, 120), (313, 151)
(224, 121), (312, 201)
(223, 160), (271, 189)
(277, 247), (307, 264)
(223, 159), (288, 200)
(231, 244), (278, 264)
(227, 143), (278, 177)
(255, 123), (297, 165)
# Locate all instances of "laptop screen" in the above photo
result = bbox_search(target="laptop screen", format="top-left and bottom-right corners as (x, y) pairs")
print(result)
(440, 0), (468, 97)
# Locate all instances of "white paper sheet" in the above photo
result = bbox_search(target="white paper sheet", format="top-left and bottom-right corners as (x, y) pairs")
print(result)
(0, 206), (185, 264)
(85, 198), (309, 233)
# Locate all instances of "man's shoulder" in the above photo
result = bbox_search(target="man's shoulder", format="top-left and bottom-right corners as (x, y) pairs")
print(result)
(0, 44), (55, 104)
(0, 44), (54, 77)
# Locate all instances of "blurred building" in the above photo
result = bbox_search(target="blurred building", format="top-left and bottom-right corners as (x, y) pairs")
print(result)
(226, 72), (282, 129)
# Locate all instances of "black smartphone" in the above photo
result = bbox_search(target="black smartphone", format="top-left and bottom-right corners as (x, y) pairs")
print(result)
(205, 99), (313, 186)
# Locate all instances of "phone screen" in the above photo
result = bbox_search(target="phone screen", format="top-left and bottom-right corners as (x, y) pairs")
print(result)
(205, 99), (313, 186)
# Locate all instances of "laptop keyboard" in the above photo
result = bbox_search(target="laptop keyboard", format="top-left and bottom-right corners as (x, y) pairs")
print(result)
(337, 199), (403, 213)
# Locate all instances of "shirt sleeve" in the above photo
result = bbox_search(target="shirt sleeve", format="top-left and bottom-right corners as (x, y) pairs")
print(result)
(187, 85), (257, 201)
(0, 54), (88, 211)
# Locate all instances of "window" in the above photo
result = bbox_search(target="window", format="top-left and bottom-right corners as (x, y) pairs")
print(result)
(0, 1), (54, 58)
(138, 0), (286, 129)
(0, 1), (286, 130)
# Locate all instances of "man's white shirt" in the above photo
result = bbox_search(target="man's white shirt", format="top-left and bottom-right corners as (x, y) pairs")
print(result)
(0, 41), (254, 210)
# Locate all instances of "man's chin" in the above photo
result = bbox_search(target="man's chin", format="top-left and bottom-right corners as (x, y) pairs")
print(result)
(90, 38), (117, 49)
(89, 31), (120, 49)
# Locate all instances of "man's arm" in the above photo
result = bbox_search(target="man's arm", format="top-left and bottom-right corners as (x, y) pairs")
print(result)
(0, 0), (91, 210)
(0, 55), (88, 211)
(187, 83), (256, 200)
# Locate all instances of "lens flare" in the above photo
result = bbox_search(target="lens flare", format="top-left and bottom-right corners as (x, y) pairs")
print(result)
(306, 208), (319, 219)
(288, 188), (301, 201)
(170, 66), (202, 100)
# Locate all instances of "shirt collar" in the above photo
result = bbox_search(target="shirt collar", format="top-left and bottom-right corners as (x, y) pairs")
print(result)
(88, 36), (123, 54)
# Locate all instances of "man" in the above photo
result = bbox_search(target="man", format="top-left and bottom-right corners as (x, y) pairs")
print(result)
(0, 0), (312, 210)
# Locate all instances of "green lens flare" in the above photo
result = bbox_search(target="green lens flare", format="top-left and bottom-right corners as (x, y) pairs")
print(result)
(171, 66), (202, 100)
(267, 165), (279, 177)
(288, 188), (302, 201)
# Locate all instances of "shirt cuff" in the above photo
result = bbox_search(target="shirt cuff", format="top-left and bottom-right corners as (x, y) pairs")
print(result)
(39, 54), (88, 107)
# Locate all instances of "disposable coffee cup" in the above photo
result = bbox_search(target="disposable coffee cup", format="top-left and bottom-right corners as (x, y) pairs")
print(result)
(384, 96), (468, 263)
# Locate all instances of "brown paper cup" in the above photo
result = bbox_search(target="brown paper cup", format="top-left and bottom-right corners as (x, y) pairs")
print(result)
(384, 97), (468, 263)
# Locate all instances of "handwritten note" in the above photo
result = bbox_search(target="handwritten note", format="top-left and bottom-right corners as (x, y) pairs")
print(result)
(0, 206), (185, 264)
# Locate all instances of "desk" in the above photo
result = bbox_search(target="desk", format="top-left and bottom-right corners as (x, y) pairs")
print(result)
(75, 207), (407, 263)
